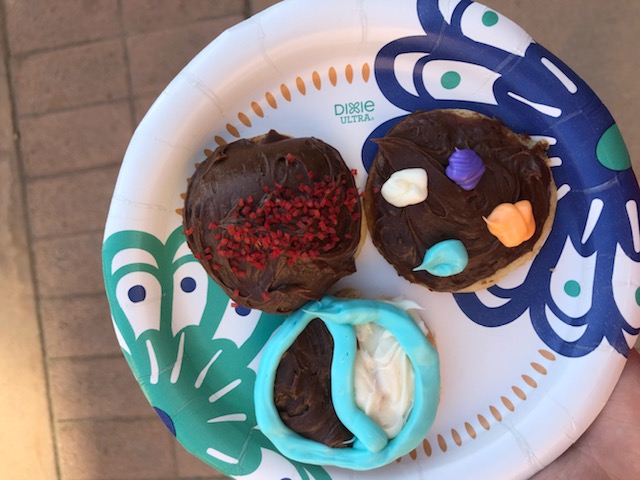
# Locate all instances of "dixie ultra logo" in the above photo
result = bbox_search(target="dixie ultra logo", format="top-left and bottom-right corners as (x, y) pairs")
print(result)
(334, 100), (375, 124)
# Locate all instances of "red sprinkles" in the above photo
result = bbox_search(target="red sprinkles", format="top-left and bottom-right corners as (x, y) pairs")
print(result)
(205, 176), (359, 274)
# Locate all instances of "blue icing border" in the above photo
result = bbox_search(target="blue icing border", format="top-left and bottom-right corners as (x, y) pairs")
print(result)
(254, 296), (440, 470)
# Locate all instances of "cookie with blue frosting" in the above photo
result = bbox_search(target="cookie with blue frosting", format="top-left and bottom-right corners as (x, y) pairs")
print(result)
(255, 296), (440, 470)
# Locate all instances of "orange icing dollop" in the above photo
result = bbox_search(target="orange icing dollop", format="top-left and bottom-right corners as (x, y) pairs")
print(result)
(484, 200), (535, 247)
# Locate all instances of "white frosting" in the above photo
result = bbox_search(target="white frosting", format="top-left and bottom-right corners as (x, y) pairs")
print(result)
(353, 322), (415, 438)
(380, 168), (428, 207)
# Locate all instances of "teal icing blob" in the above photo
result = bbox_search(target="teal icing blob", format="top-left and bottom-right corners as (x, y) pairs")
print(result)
(414, 239), (468, 276)
(254, 296), (440, 470)
(596, 124), (631, 171)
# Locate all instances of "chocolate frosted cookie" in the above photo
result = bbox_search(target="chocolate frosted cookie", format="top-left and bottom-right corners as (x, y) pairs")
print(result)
(183, 130), (362, 314)
(364, 109), (557, 292)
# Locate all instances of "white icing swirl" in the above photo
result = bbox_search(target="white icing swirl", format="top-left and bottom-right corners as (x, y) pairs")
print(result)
(380, 168), (428, 207)
(354, 322), (415, 438)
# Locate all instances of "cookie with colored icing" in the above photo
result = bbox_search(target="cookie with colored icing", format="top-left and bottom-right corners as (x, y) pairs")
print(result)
(182, 130), (362, 314)
(255, 296), (440, 470)
(364, 109), (557, 292)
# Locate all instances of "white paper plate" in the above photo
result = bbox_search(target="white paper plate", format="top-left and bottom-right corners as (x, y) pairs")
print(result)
(102, 1), (640, 478)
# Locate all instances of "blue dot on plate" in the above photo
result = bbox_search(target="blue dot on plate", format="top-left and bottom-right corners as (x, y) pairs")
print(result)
(128, 285), (146, 303)
(180, 276), (197, 293)
(235, 305), (252, 317)
(153, 407), (176, 436)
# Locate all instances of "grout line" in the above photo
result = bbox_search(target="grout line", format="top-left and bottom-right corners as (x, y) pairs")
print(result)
(40, 290), (109, 301)
(0, 4), (62, 480)
(16, 94), (131, 120)
(9, 34), (124, 61)
(31, 228), (106, 244)
(9, 12), (246, 61)
(57, 414), (158, 426)
(40, 290), (107, 302)
(47, 353), (125, 363)
(24, 162), (121, 182)
(39, 290), (108, 302)
(17, 97), (133, 121)
(117, 0), (138, 130)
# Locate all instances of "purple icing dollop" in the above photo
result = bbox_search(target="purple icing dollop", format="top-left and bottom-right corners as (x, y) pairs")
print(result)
(445, 148), (486, 190)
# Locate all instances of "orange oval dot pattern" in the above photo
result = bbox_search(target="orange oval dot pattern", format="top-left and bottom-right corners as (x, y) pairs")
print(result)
(478, 414), (491, 431)
(251, 101), (264, 117)
(531, 362), (547, 375)
(423, 439), (432, 457)
(296, 76), (306, 95)
(345, 64), (354, 83)
(512, 385), (527, 400)
(329, 67), (338, 86)
(265, 92), (277, 109)
(539, 349), (556, 361)
(406, 345), (557, 462)
(362, 63), (371, 82)
(451, 429), (462, 447)
(217, 64), (373, 146)
(281, 83), (292, 101)
(238, 112), (251, 127)
(437, 434), (447, 453)
(490, 405), (502, 422)
(226, 123), (239, 137)
(465, 422), (477, 439)
(522, 374), (538, 388)
(501, 396), (515, 412)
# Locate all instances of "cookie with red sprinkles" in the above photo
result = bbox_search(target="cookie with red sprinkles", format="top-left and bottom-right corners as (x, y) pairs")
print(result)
(182, 130), (362, 314)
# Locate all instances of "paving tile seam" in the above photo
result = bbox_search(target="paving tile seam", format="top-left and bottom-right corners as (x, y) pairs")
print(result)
(40, 291), (110, 303)
(15, 97), (133, 121)
(7, 12), (247, 61)
(33, 227), (107, 241)
(8, 35), (125, 61)
(25, 162), (121, 182)
(42, 290), (111, 301)
(121, 13), (248, 40)
(40, 290), (109, 306)
(48, 353), (126, 363)
(15, 94), (132, 121)
(57, 414), (162, 426)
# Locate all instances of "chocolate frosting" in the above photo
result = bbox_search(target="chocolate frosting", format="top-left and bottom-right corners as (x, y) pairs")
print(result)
(364, 110), (553, 292)
(183, 130), (361, 314)
(274, 318), (353, 448)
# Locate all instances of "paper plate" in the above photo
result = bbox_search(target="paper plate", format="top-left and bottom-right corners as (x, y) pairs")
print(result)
(102, 0), (640, 478)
